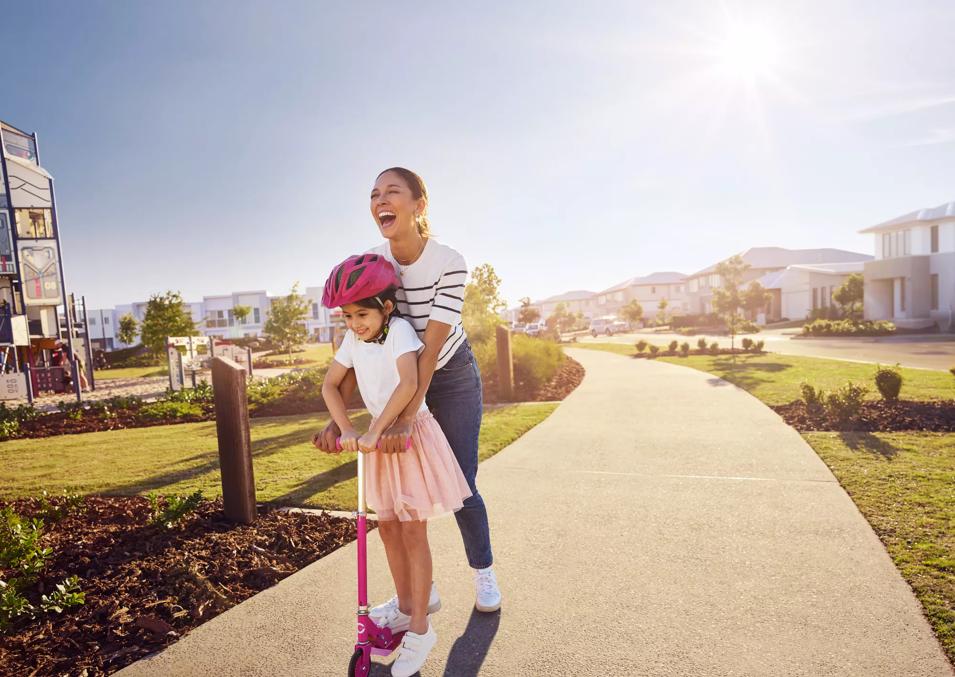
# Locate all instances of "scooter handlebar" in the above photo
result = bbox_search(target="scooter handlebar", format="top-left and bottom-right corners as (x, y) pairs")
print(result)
(335, 436), (413, 451)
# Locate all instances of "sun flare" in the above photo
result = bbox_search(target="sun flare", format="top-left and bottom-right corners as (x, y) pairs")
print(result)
(714, 22), (781, 82)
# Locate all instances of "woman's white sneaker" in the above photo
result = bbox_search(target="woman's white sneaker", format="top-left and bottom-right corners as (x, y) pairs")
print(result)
(474, 567), (501, 612)
(369, 582), (442, 626)
(391, 623), (437, 677)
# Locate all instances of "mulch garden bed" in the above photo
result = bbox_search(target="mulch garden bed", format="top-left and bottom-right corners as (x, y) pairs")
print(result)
(483, 355), (585, 404)
(11, 407), (214, 439)
(772, 399), (955, 432)
(0, 495), (365, 676)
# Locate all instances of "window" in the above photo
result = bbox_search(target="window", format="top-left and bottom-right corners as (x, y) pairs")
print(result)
(104, 316), (110, 325)
(1, 128), (37, 163)
(253, 307), (260, 323)
(0, 213), (14, 274)
(312, 302), (320, 319)
(227, 309), (235, 327)
(812, 288), (818, 310)
(651, 286), (656, 294)
(688, 279), (698, 293)
(709, 274), (721, 288)
(931, 225), (939, 253)
(903, 229), (911, 256)
(207, 310), (228, 328)
(930, 274), (939, 310)
(882, 232), (890, 258)
(14, 209), (54, 239)
(614, 291), (623, 302)
(900, 277), (906, 312)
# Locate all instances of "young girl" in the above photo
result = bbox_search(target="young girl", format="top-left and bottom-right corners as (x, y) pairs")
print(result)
(317, 253), (472, 677)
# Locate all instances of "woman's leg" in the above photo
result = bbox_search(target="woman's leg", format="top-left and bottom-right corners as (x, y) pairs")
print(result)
(399, 519), (432, 634)
(378, 519), (412, 614)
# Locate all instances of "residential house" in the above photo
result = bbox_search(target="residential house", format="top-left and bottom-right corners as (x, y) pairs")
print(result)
(859, 201), (955, 330)
(594, 272), (687, 320)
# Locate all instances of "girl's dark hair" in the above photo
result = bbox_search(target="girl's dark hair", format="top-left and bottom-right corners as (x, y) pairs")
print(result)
(353, 285), (401, 315)
(376, 167), (431, 237)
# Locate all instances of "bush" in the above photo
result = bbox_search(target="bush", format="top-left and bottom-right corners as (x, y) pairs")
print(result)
(667, 340), (678, 354)
(511, 334), (564, 397)
(472, 339), (497, 381)
(0, 419), (19, 440)
(680, 342), (690, 357)
(696, 338), (708, 351)
(138, 400), (203, 421)
(802, 319), (896, 336)
(56, 401), (85, 421)
(800, 383), (825, 418)
(950, 366), (955, 378)
(874, 364), (903, 402)
(148, 490), (204, 529)
(165, 380), (213, 404)
(635, 340), (648, 353)
(737, 320), (760, 334)
(648, 345), (660, 357)
(755, 340), (765, 353)
(825, 382), (868, 426)
(709, 342), (720, 355)
(741, 337), (754, 351)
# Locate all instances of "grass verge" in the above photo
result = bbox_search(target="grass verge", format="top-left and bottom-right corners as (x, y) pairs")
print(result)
(259, 343), (334, 367)
(94, 366), (168, 380)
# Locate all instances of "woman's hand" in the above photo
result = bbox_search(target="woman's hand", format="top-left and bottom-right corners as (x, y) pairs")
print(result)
(358, 430), (382, 454)
(338, 429), (360, 453)
(380, 419), (412, 454)
(311, 420), (342, 453)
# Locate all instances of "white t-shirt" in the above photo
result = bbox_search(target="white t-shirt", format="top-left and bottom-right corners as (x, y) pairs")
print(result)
(332, 316), (428, 419)
(369, 239), (468, 370)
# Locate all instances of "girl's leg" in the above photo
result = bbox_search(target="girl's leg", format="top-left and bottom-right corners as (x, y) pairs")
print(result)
(399, 519), (432, 634)
(378, 519), (413, 614)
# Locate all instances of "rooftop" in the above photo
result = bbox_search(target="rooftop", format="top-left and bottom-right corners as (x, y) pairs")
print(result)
(689, 247), (871, 277)
(598, 271), (687, 294)
(536, 289), (596, 304)
(859, 200), (955, 233)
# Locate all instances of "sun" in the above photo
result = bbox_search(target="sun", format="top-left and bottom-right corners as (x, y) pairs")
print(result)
(713, 22), (781, 82)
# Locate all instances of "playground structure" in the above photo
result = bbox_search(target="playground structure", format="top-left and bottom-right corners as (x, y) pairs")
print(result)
(167, 336), (253, 391)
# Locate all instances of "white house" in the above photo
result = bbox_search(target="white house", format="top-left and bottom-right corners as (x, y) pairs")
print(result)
(859, 200), (955, 331)
(756, 262), (866, 322)
(537, 290), (597, 322)
(594, 272), (687, 320)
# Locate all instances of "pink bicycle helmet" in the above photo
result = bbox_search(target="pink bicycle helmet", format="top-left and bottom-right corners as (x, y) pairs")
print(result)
(322, 254), (399, 308)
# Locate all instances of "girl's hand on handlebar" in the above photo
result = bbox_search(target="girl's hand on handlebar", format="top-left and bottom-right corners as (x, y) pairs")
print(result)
(338, 430), (360, 453)
(358, 430), (381, 454)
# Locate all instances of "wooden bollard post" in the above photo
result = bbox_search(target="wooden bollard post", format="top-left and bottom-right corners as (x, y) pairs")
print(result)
(211, 357), (257, 524)
(495, 324), (514, 402)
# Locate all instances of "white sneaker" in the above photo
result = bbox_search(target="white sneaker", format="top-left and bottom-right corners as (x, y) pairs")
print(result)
(370, 582), (442, 626)
(374, 605), (412, 633)
(391, 623), (437, 677)
(474, 567), (502, 612)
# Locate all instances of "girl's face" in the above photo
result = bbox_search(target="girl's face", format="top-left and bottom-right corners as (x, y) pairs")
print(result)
(370, 171), (426, 240)
(341, 301), (393, 340)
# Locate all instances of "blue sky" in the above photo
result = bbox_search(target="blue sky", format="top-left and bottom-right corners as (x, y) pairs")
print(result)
(2, 1), (954, 308)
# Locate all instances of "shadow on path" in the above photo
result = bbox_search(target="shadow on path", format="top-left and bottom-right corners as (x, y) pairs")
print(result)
(443, 609), (501, 677)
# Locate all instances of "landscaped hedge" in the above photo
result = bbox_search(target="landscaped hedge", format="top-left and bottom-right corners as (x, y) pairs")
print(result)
(472, 333), (566, 400)
(802, 319), (896, 336)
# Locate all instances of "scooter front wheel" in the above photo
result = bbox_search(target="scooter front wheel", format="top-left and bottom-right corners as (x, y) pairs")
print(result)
(348, 648), (362, 676)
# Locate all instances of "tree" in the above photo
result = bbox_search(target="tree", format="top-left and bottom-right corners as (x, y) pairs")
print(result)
(233, 305), (252, 325)
(711, 255), (750, 353)
(462, 263), (506, 344)
(620, 300), (644, 326)
(264, 283), (310, 363)
(833, 273), (864, 321)
(517, 296), (540, 325)
(545, 302), (576, 335)
(117, 313), (139, 346)
(139, 291), (198, 355)
(742, 281), (772, 320)
(657, 298), (669, 326)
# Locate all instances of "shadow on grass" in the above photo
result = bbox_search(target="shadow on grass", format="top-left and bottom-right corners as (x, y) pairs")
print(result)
(704, 356), (793, 392)
(839, 432), (900, 459)
(265, 460), (358, 506)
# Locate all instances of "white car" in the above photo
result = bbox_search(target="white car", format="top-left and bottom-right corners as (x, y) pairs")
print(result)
(525, 322), (543, 337)
(589, 317), (619, 337)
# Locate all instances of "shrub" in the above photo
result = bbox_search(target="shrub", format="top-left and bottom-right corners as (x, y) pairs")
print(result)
(755, 340), (765, 353)
(738, 320), (760, 334)
(635, 340), (648, 353)
(800, 383), (825, 418)
(165, 380), (213, 404)
(950, 366), (955, 378)
(148, 490), (204, 529)
(741, 337), (754, 351)
(138, 400), (203, 421)
(0, 403), (39, 425)
(874, 364), (903, 402)
(709, 342), (720, 355)
(667, 340), (678, 354)
(56, 401), (85, 421)
(648, 345), (660, 357)
(680, 342), (690, 357)
(0, 420), (20, 441)
(511, 334), (564, 397)
(36, 490), (83, 523)
(696, 338), (708, 351)
(471, 339), (497, 380)
(802, 319), (895, 336)
(825, 382), (868, 426)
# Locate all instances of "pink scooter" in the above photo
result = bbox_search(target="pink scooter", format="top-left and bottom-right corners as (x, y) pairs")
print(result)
(337, 436), (412, 677)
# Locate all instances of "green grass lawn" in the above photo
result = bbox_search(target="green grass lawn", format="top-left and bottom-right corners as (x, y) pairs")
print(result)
(0, 403), (557, 512)
(806, 432), (955, 663)
(259, 343), (334, 368)
(574, 343), (955, 405)
(94, 365), (168, 380)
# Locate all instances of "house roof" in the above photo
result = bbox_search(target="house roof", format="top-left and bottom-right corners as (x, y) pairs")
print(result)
(859, 200), (955, 233)
(536, 289), (596, 304)
(689, 247), (871, 277)
(597, 271), (687, 295)
(756, 261), (864, 289)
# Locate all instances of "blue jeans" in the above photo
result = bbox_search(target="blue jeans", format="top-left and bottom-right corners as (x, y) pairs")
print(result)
(427, 340), (493, 569)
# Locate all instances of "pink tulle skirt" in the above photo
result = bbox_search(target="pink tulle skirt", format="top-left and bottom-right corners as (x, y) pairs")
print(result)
(366, 411), (472, 522)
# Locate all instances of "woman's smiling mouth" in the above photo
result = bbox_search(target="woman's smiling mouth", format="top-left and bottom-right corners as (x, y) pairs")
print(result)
(377, 210), (396, 229)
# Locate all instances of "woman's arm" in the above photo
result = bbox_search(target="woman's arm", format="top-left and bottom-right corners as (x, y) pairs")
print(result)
(358, 351), (418, 452)
(319, 361), (359, 452)
(378, 319), (451, 453)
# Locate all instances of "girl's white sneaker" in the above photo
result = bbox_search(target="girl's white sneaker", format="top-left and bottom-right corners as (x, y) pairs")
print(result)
(370, 582), (442, 626)
(391, 623), (437, 677)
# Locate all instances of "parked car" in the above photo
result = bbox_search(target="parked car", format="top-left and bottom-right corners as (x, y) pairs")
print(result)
(589, 317), (619, 337)
(511, 323), (527, 334)
(525, 322), (543, 337)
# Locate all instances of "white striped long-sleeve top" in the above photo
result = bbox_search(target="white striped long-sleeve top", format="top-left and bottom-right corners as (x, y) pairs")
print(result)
(370, 239), (469, 370)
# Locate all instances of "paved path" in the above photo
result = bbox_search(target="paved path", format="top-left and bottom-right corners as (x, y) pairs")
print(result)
(579, 330), (955, 371)
(118, 349), (953, 676)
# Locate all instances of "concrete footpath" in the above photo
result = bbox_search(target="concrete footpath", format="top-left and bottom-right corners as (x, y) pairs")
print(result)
(119, 349), (953, 676)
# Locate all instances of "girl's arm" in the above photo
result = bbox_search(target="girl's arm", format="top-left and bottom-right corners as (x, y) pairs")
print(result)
(358, 351), (418, 453)
(378, 319), (451, 453)
(319, 361), (359, 452)
(314, 368), (357, 451)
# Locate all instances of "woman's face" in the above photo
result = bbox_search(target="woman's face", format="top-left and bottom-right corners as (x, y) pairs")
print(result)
(370, 171), (425, 240)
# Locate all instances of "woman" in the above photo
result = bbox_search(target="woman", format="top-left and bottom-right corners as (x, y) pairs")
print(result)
(314, 167), (501, 620)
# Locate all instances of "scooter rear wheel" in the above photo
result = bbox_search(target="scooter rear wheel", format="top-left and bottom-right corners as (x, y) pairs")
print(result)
(347, 648), (363, 676)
